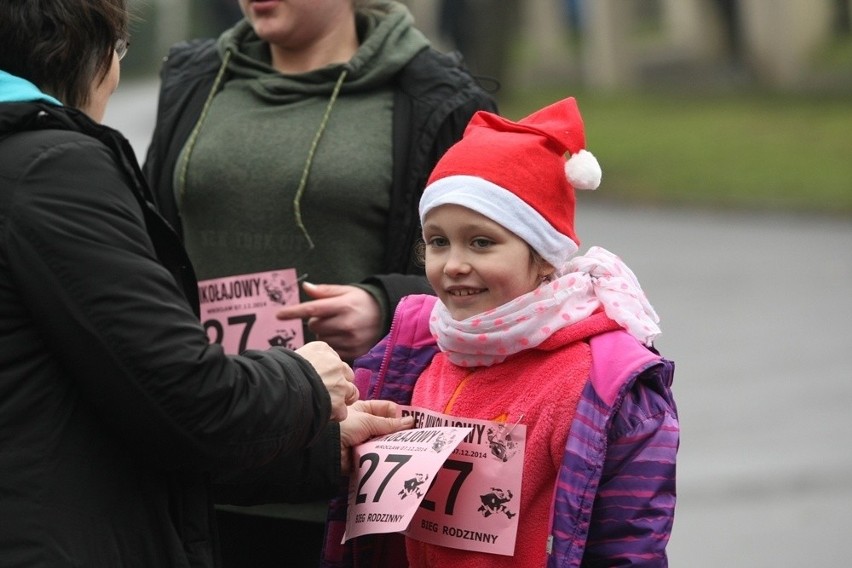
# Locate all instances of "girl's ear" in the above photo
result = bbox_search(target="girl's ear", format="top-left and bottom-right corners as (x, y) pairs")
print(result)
(530, 248), (556, 281)
(539, 263), (556, 282)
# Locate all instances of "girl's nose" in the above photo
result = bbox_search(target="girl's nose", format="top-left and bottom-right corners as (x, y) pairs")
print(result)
(443, 248), (471, 277)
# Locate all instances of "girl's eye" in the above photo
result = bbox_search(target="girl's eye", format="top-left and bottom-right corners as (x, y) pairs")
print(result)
(471, 238), (494, 249)
(427, 236), (449, 247)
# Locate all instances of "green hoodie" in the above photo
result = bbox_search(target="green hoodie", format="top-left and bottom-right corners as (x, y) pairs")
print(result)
(176, 1), (430, 291)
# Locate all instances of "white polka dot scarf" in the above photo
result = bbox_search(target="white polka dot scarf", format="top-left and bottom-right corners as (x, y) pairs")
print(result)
(430, 246), (661, 368)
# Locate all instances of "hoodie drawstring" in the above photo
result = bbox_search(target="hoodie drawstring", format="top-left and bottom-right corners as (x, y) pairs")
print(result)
(293, 68), (347, 249)
(176, 49), (232, 208)
(176, 52), (347, 250)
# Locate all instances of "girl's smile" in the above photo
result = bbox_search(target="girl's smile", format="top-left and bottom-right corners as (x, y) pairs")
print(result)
(446, 286), (485, 297)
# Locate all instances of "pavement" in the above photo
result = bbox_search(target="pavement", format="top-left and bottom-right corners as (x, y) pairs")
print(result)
(105, 77), (852, 568)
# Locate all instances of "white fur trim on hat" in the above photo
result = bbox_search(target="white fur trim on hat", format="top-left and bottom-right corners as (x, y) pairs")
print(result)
(419, 175), (578, 268)
(565, 149), (602, 190)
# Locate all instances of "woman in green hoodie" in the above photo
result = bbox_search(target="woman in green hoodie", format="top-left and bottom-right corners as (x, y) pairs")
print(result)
(143, 0), (497, 565)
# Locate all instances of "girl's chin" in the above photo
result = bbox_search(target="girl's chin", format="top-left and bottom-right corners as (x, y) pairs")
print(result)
(446, 302), (491, 322)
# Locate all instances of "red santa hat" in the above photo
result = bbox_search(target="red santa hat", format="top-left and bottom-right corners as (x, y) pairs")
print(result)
(419, 97), (601, 269)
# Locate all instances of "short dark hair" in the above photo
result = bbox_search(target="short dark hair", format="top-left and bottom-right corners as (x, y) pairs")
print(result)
(0, 0), (127, 109)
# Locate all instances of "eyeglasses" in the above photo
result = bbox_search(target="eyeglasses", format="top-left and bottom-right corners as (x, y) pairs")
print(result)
(115, 38), (130, 61)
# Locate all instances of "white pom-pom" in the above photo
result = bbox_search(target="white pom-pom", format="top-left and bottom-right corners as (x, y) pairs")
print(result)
(565, 149), (601, 190)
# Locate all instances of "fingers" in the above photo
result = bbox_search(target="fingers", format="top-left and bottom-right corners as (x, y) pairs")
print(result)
(345, 381), (360, 406)
(295, 341), (356, 422)
(283, 285), (382, 361)
(330, 402), (349, 423)
(363, 412), (415, 438)
(276, 301), (323, 321)
(328, 380), (358, 423)
(338, 402), (415, 473)
(351, 399), (401, 419)
(339, 406), (415, 448)
(329, 373), (359, 423)
(274, 294), (348, 321)
(306, 289), (383, 361)
(276, 282), (344, 321)
(301, 281), (347, 299)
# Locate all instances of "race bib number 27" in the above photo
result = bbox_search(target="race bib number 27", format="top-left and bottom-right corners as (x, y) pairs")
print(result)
(344, 406), (526, 556)
(198, 268), (304, 354)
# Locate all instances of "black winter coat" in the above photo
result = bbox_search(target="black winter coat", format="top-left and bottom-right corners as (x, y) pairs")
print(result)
(143, 40), (498, 320)
(0, 101), (340, 567)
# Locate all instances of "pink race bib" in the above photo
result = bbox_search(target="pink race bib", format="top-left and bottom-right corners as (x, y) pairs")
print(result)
(198, 268), (304, 354)
(344, 426), (471, 541)
(344, 406), (526, 556)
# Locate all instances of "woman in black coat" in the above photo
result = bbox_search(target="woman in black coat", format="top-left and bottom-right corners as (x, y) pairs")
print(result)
(0, 1), (410, 566)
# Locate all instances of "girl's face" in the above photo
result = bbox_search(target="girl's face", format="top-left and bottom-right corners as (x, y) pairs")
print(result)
(423, 204), (549, 321)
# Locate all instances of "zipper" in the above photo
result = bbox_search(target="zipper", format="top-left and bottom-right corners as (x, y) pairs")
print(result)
(443, 371), (471, 414)
(370, 294), (410, 399)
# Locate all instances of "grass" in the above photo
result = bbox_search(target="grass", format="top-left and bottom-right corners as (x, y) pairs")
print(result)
(500, 89), (852, 216)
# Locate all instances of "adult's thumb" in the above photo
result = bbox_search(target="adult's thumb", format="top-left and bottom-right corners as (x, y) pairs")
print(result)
(372, 415), (415, 437)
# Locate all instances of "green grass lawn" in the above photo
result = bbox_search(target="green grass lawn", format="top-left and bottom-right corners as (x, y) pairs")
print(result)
(501, 89), (852, 216)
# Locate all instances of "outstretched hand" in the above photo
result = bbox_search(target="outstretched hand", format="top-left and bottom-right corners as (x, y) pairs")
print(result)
(339, 400), (415, 473)
(276, 282), (382, 362)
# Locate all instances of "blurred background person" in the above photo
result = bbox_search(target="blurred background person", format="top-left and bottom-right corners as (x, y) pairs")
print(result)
(142, 0), (496, 565)
(435, 0), (521, 92)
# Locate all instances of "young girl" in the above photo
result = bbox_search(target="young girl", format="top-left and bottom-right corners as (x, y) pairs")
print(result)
(322, 97), (678, 567)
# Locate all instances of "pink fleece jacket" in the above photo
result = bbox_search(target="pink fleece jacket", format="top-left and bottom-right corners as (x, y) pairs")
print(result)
(406, 311), (621, 568)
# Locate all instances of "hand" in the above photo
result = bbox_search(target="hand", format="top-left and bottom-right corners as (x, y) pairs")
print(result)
(276, 283), (382, 362)
(339, 400), (415, 473)
(294, 342), (358, 422)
